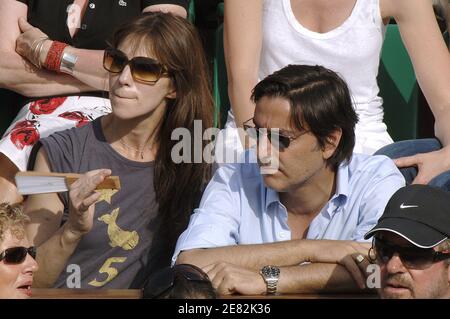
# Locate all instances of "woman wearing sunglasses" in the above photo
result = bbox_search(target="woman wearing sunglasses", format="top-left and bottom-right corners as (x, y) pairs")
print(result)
(0, 0), (189, 205)
(23, 12), (213, 289)
(0, 203), (38, 298)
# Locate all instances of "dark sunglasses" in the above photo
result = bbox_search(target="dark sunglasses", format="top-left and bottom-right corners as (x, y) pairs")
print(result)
(143, 264), (211, 299)
(0, 246), (36, 264)
(369, 237), (450, 270)
(103, 47), (169, 84)
(243, 118), (309, 150)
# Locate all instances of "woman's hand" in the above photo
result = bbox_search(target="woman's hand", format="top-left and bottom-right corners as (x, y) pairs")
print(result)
(66, 169), (112, 237)
(15, 17), (51, 67)
(394, 146), (450, 185)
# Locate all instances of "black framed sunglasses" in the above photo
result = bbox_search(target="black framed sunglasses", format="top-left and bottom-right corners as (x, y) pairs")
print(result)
(243, 118), (309, 150)
(0, 246), (36, 264)
(103, 47), (169, 84)
(143, 264), (211, 299)
(368, 237), (450, 270)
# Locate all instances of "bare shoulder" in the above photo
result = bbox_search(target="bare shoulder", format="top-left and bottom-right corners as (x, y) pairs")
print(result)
(380, 0), (434, 21)
(33, 146), (52, 173)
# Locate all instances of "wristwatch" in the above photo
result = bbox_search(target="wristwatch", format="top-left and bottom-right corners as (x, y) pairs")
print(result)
(259, 265), (280, 295)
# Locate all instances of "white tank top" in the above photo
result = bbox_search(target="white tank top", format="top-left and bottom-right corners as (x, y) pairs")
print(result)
(260, 0), (392, 153)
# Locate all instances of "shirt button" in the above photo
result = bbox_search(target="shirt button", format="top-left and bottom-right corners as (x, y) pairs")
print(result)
(81, 24), (87, 30)
(89, 3), (95, 9)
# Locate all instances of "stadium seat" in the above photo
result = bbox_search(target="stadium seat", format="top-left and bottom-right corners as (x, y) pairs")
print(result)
(378, 23), (419, 141)
(188, 0), (195, 24)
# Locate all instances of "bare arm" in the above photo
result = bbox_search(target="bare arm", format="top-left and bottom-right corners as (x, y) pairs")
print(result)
(388, 0), (450, 143)
(24, 148), (81, 287)
(63, 46), (108, 91)
(7, 2), (188, 95)
(277, 263), (365, 294)
(178, 239), (370, 290)
(24, 148), (111, 287)
(224, 0), (262, 128)
(202, 261), (370, 295)
(381, 0), (450, 183)
(177, 239), (313, 270)
(143, 3), (188, 18)
(66, 2), (190, 90)
(0, 0), (95, 97)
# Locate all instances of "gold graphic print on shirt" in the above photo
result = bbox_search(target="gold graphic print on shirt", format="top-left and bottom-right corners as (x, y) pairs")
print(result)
(98, 208), (140, 250)
(88, 257), (127, 287)
(97, 189), (118, 204)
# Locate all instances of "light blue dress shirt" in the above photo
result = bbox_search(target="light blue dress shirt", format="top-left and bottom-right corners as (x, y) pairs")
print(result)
(172, 152), (405, 264)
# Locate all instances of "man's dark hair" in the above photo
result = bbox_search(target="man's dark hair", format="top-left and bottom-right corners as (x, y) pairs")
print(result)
(251, 64), (358, 168)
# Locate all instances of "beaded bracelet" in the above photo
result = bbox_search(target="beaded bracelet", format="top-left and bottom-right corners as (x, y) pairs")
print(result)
(44, 41), (68, 72)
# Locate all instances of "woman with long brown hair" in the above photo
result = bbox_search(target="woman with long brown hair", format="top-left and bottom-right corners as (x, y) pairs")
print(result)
(0, 0), (189, 205)
(23, 12), (214, 289)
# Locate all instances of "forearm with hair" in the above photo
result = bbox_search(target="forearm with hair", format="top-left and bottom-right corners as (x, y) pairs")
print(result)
(0, 51), (95, 97)
(176, 239), (314, 270)
(278, 263), (368, 294)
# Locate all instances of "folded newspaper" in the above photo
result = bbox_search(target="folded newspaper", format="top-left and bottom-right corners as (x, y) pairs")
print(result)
(15, 172), (121, 195)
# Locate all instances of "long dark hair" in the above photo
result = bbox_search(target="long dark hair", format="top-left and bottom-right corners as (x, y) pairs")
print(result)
(111, 13), (214, 247)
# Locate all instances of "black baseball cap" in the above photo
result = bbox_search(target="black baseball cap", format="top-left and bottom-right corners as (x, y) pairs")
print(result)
(364, 184), (450, 248)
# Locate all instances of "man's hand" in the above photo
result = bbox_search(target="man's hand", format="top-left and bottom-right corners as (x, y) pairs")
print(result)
(394, 146), (450, 185)
(66, 169), (112, 237)
(308, 240), (371, 289)
(203, 262), (266, 295)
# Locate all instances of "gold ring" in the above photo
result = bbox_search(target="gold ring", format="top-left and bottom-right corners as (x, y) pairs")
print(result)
(356, 254), (365, 264)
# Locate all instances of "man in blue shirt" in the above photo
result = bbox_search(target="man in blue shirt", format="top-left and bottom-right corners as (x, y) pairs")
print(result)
(174, 65), (405, 295)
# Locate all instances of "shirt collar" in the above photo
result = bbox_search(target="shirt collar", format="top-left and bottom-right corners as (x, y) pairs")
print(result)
(263, 161), (350, 212)
(265, 186), (280, 210)
(330, 162), (350, 211)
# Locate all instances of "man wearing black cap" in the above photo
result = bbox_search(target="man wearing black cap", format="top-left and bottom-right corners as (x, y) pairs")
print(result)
(365, 184), (450, 299)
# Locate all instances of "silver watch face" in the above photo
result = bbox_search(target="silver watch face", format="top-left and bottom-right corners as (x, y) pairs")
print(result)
(261, 265), (280, 279)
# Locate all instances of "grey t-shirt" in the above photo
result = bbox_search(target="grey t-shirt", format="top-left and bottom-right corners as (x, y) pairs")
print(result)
(40, 117), (171, 289)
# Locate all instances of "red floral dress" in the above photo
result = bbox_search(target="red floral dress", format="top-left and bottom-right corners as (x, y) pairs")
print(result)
(0, 96), (111, 170)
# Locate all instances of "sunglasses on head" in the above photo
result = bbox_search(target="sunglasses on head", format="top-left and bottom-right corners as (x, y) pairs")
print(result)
(369, 237), (450, 270)
(243, 118), (309, 150)
(103, 47), (169, 84)
(0, 246), (36, 265)
(143, 264), (211, 299)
